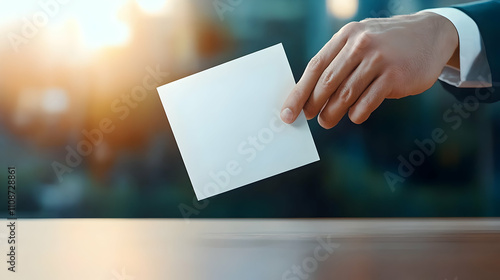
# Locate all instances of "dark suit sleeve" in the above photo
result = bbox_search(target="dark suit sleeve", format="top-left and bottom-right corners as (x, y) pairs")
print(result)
(439, 0), (500, 103)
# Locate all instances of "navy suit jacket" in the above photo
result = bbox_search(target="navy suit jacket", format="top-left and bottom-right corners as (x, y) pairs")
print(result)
(440, 0), (500, 102)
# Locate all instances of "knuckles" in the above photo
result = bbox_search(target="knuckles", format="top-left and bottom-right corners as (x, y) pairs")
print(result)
(349, 31), (376, 62)
(307, 55), (323, 74)
(369, 50), (385, 66)
(321, 70), (336, 89)
(308, 19), (406, 128)
(354, 31), (373, 50)
(338, 87), (354, 105)
(341, 21), (362, 34)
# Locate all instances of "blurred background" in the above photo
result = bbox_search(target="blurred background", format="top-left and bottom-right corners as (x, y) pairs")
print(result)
(0, 0), (499, 218)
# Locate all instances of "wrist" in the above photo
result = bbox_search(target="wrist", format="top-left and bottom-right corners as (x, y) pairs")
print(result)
(418, 11), (460, 69)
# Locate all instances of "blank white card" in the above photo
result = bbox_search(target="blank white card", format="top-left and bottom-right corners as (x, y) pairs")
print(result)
(157, 44), (319, 200)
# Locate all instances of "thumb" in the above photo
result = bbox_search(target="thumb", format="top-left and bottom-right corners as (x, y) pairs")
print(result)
(280, 85), (310, 124)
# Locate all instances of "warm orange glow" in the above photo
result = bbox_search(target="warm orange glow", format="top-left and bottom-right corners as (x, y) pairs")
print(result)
(0, 1), (130, 50)
(0, 0), (231, 170)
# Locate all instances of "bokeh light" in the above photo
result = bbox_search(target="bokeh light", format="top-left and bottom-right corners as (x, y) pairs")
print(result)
(327, 0), (359, 19)
(41, 89), (68, 114)
(1, 0), (498, 219)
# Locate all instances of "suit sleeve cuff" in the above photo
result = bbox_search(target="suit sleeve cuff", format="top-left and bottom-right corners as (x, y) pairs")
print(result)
(422, 7), (492, 88)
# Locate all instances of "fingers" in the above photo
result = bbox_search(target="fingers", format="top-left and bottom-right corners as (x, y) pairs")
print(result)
(305, 41), (364, 120)
(280, 34), (348, 124)
(281, 22), (390, 127)
(348, 74), (390, 124)
(316, 58), (378, 129)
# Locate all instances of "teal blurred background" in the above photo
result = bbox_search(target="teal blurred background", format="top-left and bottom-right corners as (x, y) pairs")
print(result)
(1, 0), (499, 218)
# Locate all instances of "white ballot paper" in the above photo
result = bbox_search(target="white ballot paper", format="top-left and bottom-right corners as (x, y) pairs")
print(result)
(157, 44), (319, 200)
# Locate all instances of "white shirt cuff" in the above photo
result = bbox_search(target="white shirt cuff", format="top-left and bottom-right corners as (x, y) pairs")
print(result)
(423, 7), (492, 88)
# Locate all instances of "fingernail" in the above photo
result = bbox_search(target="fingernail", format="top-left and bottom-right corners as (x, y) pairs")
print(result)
(281, 108), (294, 124)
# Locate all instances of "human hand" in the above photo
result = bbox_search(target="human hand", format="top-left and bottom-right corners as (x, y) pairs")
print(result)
(280, 12), (459, 128)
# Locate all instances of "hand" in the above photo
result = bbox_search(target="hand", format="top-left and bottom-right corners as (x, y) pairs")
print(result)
(280, 12), (459, 129)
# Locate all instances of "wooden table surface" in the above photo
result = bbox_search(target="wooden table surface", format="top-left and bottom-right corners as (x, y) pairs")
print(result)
(2, 219), (499, 280)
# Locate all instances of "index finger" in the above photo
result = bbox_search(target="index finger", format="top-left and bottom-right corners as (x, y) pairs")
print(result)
(280, 33), (348, 124)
